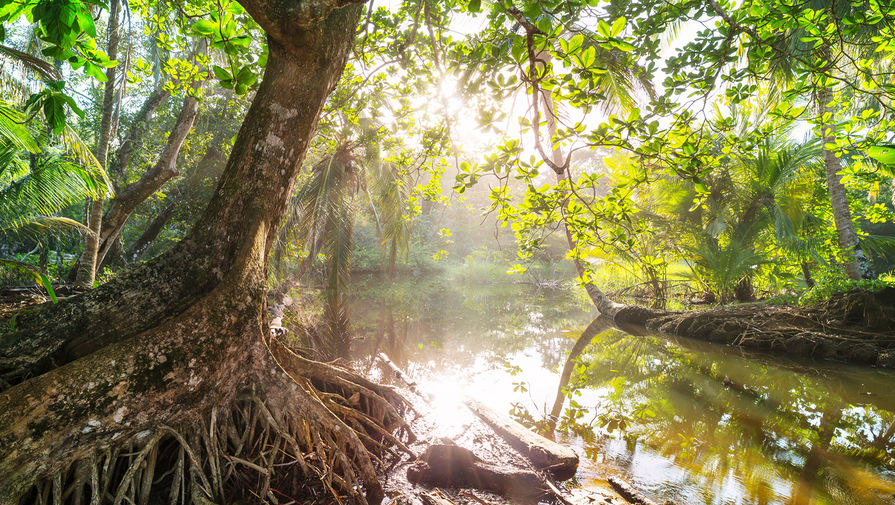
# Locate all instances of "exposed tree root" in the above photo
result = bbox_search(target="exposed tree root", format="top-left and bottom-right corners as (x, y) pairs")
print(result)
(13, 348), (413, 505)
(634, 287), (895, 368)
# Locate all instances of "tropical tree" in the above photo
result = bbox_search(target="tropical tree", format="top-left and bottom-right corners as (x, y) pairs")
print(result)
(0, 1), (413, 503)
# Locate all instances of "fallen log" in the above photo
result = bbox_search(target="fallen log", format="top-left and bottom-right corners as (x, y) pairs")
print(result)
(379, 352), (422, 395)
(465, 398), (579, 480)
(418, 489), (458, 505)
(608, 476), (663, 505)
(407, 445), (548, 502)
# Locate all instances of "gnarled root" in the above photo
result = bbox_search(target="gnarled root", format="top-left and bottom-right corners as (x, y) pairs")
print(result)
(7, 334), (413, 505)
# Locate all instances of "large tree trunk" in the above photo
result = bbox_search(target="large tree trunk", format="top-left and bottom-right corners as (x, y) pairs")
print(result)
(0, 4), (408, 504)
(73, 0), (121, 289)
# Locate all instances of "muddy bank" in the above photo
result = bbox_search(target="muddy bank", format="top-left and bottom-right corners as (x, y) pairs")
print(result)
(627, 287), (895, 368)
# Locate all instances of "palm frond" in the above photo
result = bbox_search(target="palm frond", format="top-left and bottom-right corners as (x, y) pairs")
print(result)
(0, 44), (61, 82)
(0, 157), (106, 232)
(60, 124), (111, 192)
(0, 258), (57, 302)
(0, 102), (40, 153)
(371, 162), (412, 257)
(860, 233), (895, 261)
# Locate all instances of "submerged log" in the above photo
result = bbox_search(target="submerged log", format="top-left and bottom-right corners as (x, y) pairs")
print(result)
(465, 398), (579, 480)
(607, 477), (664, 505)
(418, 489), (458, 505)
(407, 445), (548, 502)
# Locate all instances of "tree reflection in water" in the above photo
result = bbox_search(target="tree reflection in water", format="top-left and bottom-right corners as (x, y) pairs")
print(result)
(349, 275), (895, 505)
(547, 321), (895, 505)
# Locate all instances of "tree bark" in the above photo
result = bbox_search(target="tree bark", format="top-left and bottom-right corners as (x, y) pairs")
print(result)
(817, 84), (873, 280)
(95, 91), (201, 267)
(110, 86), (171, 181)
(1, 2), (373, 502)
(73, 0), (120, 289)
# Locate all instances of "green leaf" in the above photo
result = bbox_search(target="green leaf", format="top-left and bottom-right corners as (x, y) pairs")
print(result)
(610, 16), (626, 36)
(236, 66), (256, 85)
(468, 0), (481, 11)
(567, 33), (584, 54)
(212, 65), (231, 81)
(579, 46), (596, 67)
(39, 273), (57, 303)
(192, 19), (217, 35)
(867, 145), (895, 165)
(609, 39), (636, 52)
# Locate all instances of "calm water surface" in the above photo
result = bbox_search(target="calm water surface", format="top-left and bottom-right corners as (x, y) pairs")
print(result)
(350, 274), (895, 505)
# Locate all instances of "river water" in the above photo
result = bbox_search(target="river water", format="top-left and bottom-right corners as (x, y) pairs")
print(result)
(350, 274), (895, 505)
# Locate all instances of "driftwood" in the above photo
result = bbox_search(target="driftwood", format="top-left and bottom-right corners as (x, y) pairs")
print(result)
(418, 489), (458, 505)
(465, 398), (579, 480)
(407, 445), (548, 502)
(608, 477), (664, 505)
(379, 352), (422, 395)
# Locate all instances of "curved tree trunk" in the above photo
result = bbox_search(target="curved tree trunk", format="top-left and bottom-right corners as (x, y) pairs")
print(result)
(0, 4), (403, 504)
(95, 91), (201, 267)
(547, 317), (612, 434)
(539, 86), (626, 318)
(111, 86), (171, 181)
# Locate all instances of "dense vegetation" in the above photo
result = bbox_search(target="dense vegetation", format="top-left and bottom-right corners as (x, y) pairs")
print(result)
(0, 0), (893, 503)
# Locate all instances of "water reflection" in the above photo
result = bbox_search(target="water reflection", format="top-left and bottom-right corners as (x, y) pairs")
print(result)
(349, 274), (895, 505)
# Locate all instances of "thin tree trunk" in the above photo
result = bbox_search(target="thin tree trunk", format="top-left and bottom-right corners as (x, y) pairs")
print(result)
(73, 0), (120, 289)
(388, 236), (397, 277)
(38, 241), (48, 276)
(817, 84), (873, 280)
(126, 201), (175, 262)
(110, 87), (171, 181)
(801, 261), (815, 288)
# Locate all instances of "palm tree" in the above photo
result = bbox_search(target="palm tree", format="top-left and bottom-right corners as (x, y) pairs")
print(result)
(0, 22), (111, 286)
(275, 135), (414, 356)
(0, 114), (111, 293)
(649, 132), (825, 302)
(723, 0), (883, 280)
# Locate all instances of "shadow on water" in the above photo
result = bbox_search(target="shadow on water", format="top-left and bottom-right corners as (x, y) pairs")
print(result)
(349, 273), (895, 505)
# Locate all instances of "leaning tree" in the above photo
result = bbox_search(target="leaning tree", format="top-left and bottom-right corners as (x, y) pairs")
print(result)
(0, 1), (413, 504)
